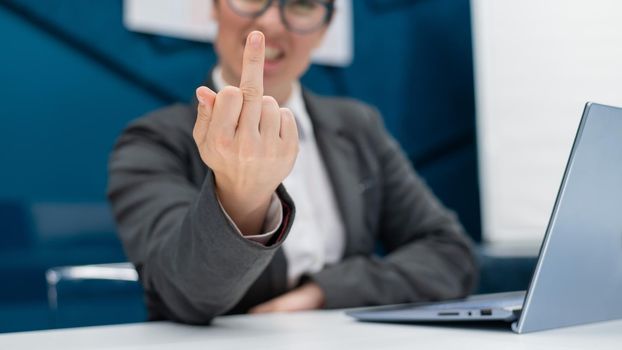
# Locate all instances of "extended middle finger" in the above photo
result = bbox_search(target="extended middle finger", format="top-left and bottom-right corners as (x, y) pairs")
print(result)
(238, 31), (265, 135)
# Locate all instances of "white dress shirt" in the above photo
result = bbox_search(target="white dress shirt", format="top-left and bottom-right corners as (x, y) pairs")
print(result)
(212, 67), (346, 287)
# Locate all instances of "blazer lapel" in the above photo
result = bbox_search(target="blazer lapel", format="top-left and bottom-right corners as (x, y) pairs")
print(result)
(302, 90), (368, 256)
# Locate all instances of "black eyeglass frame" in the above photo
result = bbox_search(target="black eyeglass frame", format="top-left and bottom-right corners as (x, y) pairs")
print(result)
(225, 0), (335, 34)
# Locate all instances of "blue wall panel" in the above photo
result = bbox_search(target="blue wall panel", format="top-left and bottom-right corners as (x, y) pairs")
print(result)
(0, 5), (163, 201)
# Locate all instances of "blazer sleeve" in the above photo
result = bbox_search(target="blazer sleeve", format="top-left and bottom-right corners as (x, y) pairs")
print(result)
(107, 107), (295, 324)
(311, 106), (478, 309)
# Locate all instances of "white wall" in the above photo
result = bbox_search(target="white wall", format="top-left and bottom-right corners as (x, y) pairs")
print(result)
(123, 0), (353, 67)
(471, 0), (622, 244)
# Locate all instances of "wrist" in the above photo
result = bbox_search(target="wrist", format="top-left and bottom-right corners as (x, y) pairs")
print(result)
(214, 173), (275, 205)
(214, 176), (274, 236)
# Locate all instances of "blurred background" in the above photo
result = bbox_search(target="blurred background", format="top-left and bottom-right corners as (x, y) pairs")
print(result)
(0, 0), (620, 334)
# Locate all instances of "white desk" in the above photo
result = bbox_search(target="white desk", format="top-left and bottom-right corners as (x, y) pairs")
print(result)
(1, 310), (621, 350)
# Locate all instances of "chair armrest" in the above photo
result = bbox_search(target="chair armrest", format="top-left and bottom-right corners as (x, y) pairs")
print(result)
(45, 263), (145, 328)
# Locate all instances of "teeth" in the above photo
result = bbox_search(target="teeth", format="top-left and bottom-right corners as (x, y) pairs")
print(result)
(265, 46), (283, 60)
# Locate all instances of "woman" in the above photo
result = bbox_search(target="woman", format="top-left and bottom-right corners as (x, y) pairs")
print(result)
(108, 0), (478, 324)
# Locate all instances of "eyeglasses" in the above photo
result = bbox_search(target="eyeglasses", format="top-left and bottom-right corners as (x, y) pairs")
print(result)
(226, 0), (334, 34)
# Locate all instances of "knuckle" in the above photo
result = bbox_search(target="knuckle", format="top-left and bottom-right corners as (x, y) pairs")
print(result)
(211, 133), (233, 148)
(192, 127), (201, 141)
(263, 143), (277, 157)
(219, 86), (243, 101)
(197, 109), (210, 122)
(246, 53), (263, 64)
(262, 96), (278, 106)
(260, 112), (275, 124)
(281, 110), (294, 126)
(286, 134), (300, 152)
(280, 107), (292, 116)
(240, 85), (262, 99)
(284, 138), (299, 154)
(261, 98), (280, 116)
(239, 145), (259, 162)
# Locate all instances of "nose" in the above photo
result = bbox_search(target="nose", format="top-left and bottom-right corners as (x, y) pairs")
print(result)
(254, 2), (287, 35)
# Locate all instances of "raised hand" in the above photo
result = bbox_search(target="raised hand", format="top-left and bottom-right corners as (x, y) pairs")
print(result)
(193, 31), (299, 236)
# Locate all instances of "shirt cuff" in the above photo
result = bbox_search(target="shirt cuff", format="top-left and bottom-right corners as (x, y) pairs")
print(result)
(217, 192), (283, 245)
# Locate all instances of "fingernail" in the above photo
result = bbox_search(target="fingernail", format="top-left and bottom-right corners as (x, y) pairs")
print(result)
(196, 89), (205, 104)
(250, 32), (262, 48)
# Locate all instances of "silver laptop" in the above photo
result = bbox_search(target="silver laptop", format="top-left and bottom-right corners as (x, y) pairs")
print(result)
(347, 103), (622, 333)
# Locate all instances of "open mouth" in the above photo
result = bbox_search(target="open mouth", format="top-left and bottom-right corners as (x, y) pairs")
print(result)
(265, 45), (285, 62)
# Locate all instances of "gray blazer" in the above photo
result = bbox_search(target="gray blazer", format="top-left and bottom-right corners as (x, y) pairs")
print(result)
(107, 79), (478, 325)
